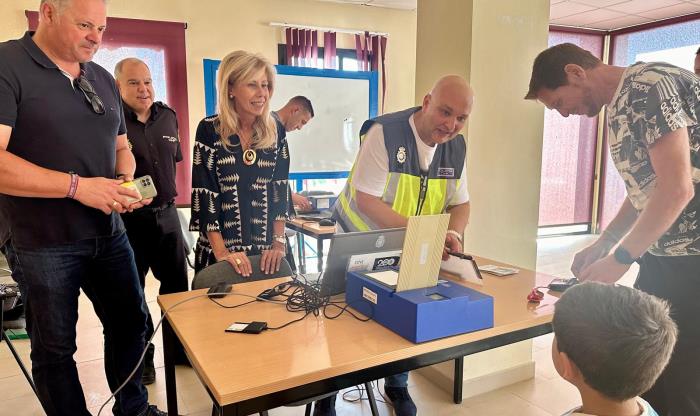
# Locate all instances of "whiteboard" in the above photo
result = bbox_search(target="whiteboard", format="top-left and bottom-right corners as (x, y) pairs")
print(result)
(271, 68), (374, 173)
(202, 61), (378, 175)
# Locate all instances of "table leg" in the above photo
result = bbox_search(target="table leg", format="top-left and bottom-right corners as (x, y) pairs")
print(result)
(316, 238), (324, 272)
(163, 318), (179, 415)
(364, 382), (380, 416)
(296, 232), (306, 274)
(453, 357), (464, 404)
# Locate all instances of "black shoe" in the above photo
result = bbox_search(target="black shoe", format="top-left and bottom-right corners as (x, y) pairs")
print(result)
(142, 343), (156, 385)
(385, 386), (417, 416)
(312, 393), (337, 416)
(137, 404), (167, 416)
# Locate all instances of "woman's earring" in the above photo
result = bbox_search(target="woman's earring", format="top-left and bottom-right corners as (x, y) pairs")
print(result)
(229, 94), (233, 99)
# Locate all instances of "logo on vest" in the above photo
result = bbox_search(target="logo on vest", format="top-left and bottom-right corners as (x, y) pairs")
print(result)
(396, 146), (407, 164)
(438, 167), (454, 177)
(163, 135), (179, 143)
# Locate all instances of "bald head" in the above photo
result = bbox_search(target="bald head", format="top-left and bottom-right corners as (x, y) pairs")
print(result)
(415, 75), (474, 146)
(115, 58), (154, 119)
(431, 75), (473, 102)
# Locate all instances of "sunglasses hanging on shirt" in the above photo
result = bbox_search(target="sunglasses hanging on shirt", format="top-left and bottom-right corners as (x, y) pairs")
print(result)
(74, 73), (105, 115)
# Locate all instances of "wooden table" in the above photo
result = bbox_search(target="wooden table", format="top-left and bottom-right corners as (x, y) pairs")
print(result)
(285, 218), (336, 273)
(158, 257), (560, 416)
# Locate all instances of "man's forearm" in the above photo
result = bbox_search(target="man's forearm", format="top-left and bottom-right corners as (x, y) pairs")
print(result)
(0, 149), (71, 198)
(621, 182), (693, 258)
(115, 147), (136, 179)
(599, 197), (638, 244)
(446, 202), (470, 236)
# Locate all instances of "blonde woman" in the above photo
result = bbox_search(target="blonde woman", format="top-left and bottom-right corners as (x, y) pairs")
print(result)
(191, 51), (290, 276)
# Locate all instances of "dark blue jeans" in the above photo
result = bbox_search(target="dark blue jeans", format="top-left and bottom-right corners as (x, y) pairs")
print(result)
(14, 232), (149, 416)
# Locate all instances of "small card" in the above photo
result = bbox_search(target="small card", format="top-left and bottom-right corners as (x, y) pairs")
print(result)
(225, 321), (267, 334)
(478, 264), (520, 276)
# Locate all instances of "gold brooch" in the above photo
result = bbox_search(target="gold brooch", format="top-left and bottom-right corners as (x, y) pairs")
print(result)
(243, 149), (257, 165)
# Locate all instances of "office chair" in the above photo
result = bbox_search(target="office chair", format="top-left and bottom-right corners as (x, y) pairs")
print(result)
(176, 208), (197, 270)
(191, 254), (293, 290)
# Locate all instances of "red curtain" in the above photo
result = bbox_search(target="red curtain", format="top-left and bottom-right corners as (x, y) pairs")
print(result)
(26, 11), (192, 205)
(354, 32), (388, 113)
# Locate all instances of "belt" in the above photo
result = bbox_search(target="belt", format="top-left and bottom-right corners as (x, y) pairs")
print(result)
(146, 199), (176, 213)
(126, 199), (175, 215)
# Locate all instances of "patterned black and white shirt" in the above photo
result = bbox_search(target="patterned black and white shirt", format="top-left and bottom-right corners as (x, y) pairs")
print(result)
(607, 62), (700, 256)
(190, 116), (290, 270)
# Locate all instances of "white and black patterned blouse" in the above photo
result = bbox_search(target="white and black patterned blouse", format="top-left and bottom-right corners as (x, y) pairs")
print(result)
(607, 62), (700, 256)
(190, 116), (290, 271)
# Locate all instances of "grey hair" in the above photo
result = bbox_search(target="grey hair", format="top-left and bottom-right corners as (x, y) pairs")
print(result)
(553, 282), (677, 401)
(114, 58), (149, 80)
(39, 0), (107, 14)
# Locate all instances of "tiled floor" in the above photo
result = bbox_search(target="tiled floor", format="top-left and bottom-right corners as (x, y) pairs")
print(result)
(0, 234), (641, 416)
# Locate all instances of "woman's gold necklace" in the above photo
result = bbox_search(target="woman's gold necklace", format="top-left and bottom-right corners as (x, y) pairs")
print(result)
(240, 132), (257, 166)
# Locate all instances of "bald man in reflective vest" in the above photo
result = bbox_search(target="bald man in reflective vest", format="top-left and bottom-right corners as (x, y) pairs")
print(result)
(325, 75), (474, 416)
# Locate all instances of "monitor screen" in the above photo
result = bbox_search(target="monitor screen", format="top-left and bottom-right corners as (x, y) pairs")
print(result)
(319, 228), (406, 296)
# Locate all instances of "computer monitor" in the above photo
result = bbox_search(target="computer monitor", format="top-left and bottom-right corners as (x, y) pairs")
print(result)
(315, 228), (406, 296)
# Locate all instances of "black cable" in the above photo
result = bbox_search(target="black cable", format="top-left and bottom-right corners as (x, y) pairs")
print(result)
(202, 275), (374, 331)
(340, 381), (391, 406)
(208, 297), (256, 309)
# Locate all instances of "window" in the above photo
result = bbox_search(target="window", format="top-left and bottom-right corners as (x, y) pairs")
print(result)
(538, 30), (604, 233)
(598, 17), (700, 229)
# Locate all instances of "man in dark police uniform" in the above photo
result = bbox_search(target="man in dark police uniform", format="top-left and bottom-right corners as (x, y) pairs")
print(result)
(115, 57), (188, 385)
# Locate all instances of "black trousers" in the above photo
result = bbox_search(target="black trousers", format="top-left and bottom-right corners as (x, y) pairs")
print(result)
(122, 204), (188, 341)
(636, 253), (700, 416)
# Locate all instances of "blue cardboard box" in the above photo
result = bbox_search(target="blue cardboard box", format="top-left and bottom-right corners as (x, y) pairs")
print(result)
(345, 271), (494, 343)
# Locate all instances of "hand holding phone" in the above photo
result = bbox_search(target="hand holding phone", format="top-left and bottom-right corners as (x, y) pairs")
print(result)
(120, 175), (158, 204)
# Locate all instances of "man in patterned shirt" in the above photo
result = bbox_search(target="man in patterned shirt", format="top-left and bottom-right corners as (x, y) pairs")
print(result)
(525, 43), (700, 415)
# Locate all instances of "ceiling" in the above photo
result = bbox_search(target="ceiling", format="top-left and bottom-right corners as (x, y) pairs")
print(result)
(316, 0), (700, 30)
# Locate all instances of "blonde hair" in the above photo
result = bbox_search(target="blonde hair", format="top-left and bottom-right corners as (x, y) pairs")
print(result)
(216, 50), (277, 150)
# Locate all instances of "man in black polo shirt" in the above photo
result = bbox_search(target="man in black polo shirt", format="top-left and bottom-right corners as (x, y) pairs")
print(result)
(115, 57), (188, 385)
(0, 1), (165, 415)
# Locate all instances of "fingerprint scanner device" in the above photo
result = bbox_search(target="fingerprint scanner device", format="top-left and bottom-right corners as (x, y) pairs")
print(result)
(346, 272), (494, 342)
(345, 214), (494, 343)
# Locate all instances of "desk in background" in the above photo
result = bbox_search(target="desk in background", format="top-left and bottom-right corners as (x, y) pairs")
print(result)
(158, 257), (559, 416)
(285, 218), (336, 273)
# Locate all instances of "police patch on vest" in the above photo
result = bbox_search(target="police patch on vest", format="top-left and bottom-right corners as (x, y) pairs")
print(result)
(438, 167), (455, 177)
(396, 146), (407, 164)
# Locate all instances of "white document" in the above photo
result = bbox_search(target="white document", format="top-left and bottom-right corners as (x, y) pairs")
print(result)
(365, 270), (400, 288)
(441, 256), (483, 285)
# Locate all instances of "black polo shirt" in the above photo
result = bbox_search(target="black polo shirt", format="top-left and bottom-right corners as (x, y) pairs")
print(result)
(123, 102), (182, 207)
(0, 32), (126, 249)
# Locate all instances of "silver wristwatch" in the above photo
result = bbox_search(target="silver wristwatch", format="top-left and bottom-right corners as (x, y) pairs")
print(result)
(273, 235), (286, 245)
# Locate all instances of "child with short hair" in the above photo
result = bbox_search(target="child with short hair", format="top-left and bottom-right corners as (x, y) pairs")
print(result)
(552, 282), (677, 416)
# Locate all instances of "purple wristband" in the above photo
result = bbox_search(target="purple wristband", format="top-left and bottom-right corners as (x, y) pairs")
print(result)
(67, 173), (79, 199)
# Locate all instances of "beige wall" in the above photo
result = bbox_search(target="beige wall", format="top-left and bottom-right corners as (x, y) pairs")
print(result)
(414, 0), (548, 270)
(466, 0), (549, 269)
(414, 0), (550, 396)
(414, 0), (473, 103)
(0, 0), (417, 141)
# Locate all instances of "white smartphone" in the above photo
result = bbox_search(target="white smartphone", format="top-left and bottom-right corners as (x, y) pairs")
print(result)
(120, 175), (158, 204)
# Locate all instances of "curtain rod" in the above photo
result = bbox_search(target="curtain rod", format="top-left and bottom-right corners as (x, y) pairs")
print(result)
(269, 22), (388, 37)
